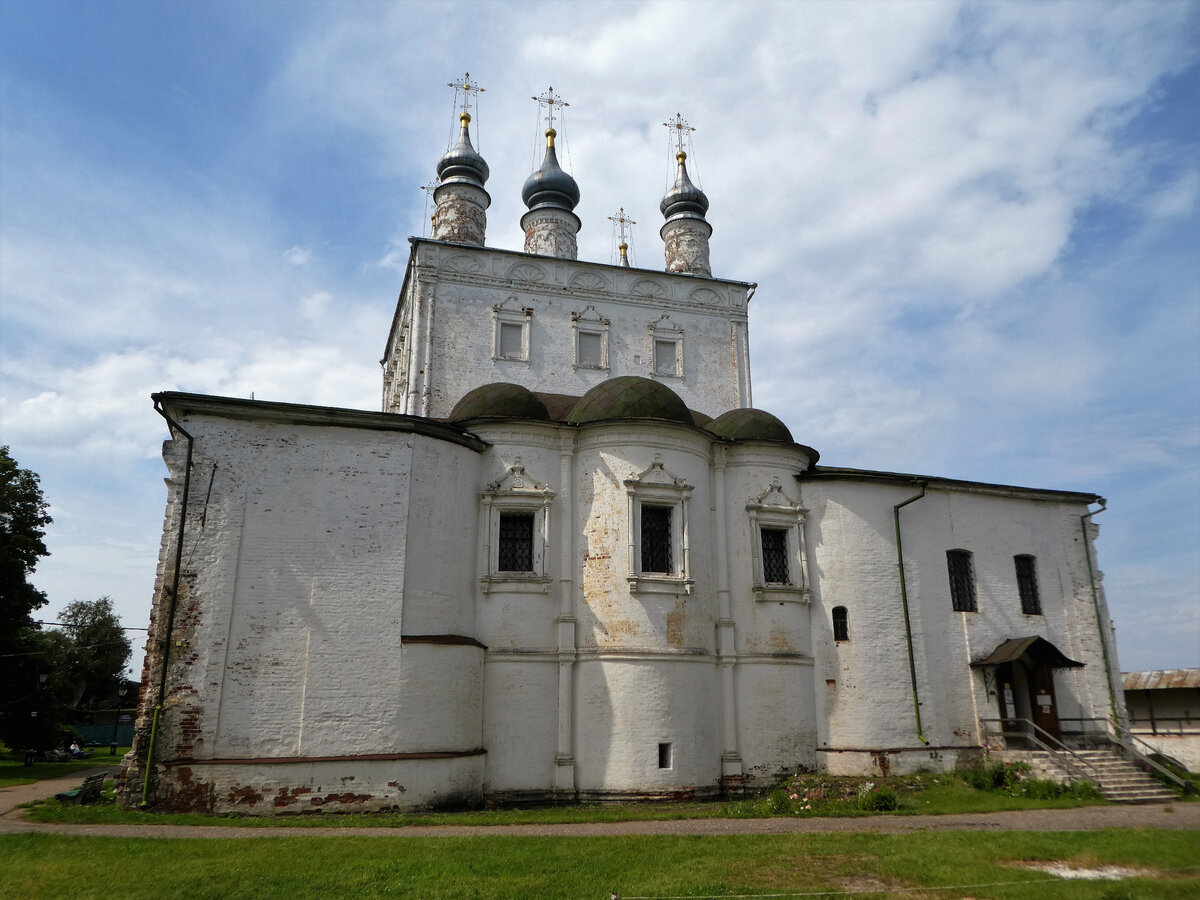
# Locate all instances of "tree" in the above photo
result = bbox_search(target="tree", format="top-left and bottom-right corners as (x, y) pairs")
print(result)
(57, 596), (132, 712)
(0, 446), (55, 751)
(0, 445), (52, 626)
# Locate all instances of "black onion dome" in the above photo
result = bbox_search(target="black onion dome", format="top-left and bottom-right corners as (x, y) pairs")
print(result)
(660, 151), (709, 220)
(522, 131), (580, 212)
(568, 376), (692, 425)
(437, 115), (490, 187)
(705, 407), (794, 443)
(449, 383), (550, 421)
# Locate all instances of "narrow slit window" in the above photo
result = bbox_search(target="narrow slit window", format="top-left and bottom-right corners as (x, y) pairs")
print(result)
(641, 505), (673, 574)
(497, 513), (534, 572)
(1015, 554), (1041, 615)
(658, 742), (672, 769)
(947, 549), (977, 612)
(760, 527), (790, 584)
(832, 606), (849, 642)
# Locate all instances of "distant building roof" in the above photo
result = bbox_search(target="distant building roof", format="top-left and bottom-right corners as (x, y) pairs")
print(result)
(1122, 669), (1200, 691)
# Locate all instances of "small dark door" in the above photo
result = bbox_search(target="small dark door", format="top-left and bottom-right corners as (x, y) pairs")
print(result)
(1029, 663), (1061, 740)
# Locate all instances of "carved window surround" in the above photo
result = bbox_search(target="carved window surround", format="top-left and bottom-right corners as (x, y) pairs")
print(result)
(571, 305), (610, 371)
(647, 315), (684, 380)
(492, 298), (532, 363)
(746, 477), (811, 603)
(625, 454), (694, 595)
(479, 457), (554, 594)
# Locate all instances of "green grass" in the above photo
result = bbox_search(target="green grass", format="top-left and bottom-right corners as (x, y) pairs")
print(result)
(24, 772), (1112, 828)
(0, 747), (129, 788)
(1, 829), (1197, 899)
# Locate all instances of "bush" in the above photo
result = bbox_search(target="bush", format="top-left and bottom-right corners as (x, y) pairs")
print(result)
(857, 783), (899, 811)
(965, 760), (1029, 792)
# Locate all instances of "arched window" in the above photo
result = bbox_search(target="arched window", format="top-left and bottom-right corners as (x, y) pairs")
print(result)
(946, 549), (977, 612)
(832, 606), (849, 643)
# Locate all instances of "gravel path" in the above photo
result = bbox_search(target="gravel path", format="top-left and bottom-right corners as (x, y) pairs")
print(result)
(4, 771), (1198, 839)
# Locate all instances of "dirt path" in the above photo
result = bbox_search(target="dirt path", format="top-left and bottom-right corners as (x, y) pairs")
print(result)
(3, 773), (1198, 839)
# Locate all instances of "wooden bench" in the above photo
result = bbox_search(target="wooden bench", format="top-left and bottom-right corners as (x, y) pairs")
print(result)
(55, 772), (107, 806)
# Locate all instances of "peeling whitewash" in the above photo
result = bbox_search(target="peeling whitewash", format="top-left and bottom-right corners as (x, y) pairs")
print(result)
(122, 392), (1120, 814)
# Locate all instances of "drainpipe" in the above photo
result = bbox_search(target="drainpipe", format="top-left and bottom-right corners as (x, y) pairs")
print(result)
(1080, 499), (1120, 736)
(141, 401), (194, 807)
(894, 483), (930, 745)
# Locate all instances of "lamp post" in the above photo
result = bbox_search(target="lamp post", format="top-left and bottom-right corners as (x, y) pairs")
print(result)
(25, 673), (49, 766)
(110, 684), (128, 755)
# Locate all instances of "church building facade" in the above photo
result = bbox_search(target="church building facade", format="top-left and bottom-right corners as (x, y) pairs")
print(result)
(119, 97), (1126, 815)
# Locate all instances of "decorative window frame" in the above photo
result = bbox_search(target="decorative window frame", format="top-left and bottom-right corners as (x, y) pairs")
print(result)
(479, 457), (554, 594)
(571, 306), (610, 371)
(625, 454), (694, 595)
(647, 315), (684, 379)
(492, 297), (532, 363)
(746, 477), (811, 603)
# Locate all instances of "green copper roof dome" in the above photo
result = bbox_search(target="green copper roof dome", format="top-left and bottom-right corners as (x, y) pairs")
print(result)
(568, 376), (692, 425)
(705, 407), (794, 442)
(449, 383), (551, 421)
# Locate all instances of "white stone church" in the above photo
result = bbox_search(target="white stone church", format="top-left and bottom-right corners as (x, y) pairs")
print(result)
(120, 95), (1128, 814)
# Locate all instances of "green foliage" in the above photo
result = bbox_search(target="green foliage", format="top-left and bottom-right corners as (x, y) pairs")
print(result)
(965, 759), (1030, 791)
(857, 783), (899, 811)
(0, 447), (56, 751)
(56, 596), (132, 712)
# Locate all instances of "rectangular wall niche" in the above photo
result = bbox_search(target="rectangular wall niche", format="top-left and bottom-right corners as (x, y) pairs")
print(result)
(658, 742), (672, 769)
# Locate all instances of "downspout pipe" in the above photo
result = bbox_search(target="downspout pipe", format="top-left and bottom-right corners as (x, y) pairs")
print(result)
(141, 401), (194, 807)
(894, 482), (930, 745)
(1080, 499), (1120, 736)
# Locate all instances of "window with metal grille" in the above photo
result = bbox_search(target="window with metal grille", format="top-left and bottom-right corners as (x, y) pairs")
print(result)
(497, 513), (534, 571)
(760, 527), (790, 583)
(641, 505), (672, 573)
(946, 549), (977, 612)
(1015, 554), (1041, 615)
(832, 606), (849, 642)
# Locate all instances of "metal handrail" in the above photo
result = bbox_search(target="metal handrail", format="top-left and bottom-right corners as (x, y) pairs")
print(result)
(1108, 731), (1193, 792)
(978, 717), (1100, 784)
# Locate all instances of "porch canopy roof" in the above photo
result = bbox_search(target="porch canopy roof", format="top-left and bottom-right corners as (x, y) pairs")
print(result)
(970, 635), (1085, 670)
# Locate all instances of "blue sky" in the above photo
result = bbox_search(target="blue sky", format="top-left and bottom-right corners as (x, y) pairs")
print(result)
(2, 0), (1197, 676)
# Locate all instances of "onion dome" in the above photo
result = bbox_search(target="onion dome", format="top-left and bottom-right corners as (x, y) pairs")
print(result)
(522, 129), (580, 212)
(705, 407), (794, 443)
(660, 150), (709, 221)
(437, 114), (490, 189)
(449, 383), (550, 421)
(568, 376), (692, 426)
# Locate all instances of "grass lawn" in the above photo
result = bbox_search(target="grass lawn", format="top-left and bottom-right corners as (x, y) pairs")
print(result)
(23, 772), (1118, 828)
(1, 829), (1198, 899)
(0, 747), (130, 789)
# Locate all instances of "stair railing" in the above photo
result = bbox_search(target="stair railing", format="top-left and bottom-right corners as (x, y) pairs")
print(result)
(1104, 730), (1193, 794)
(978, 718), (1100, 785)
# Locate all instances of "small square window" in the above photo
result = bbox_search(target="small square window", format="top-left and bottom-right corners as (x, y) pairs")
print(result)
(497, 513), (534, 572)
(1015, 555), (1041, 615)
(653, 339), (678, 376)
(577, 331), (603, 368)
(499, 322), (523, 359)
(760, 528), (790, 584)
(641, 505), (673, 573)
